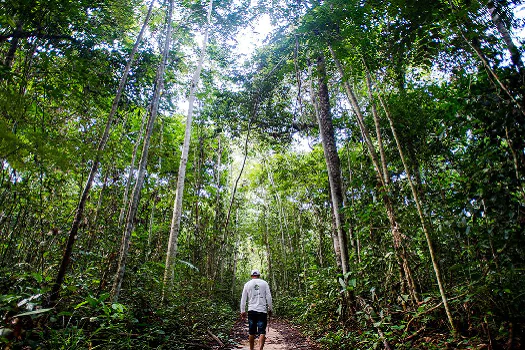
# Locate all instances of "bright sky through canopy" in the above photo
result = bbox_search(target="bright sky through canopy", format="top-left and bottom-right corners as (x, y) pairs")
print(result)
(233, 13), (274, 59)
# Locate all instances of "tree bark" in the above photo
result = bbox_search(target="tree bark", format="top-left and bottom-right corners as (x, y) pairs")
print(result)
(49, 0), (156, 304)
(316, 53), (350, 276)
(111, 0), (173, 302)
(4, 22), (23, 68)
(163, 0), (213, 294)
(487, 1), (523, 72)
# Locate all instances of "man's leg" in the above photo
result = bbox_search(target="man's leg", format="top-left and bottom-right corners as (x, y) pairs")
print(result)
(256, 312), (268, 350)
(249, 335), (255, 350)
(248, 311), (257, 350)
(258, 334), (266, 350)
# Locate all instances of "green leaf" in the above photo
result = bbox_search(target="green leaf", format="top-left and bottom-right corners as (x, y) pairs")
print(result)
(14, 308), (53, 317)
(75, 301), (88, 309)
(178, 259), (199, 271)
(31, 273), (43, 283)
(111, 303), (125, 313)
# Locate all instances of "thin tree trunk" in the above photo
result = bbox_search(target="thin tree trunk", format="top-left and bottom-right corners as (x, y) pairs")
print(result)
(119, 110), (148, 227)
(375, 82), (457, 334)
(293, 34), (304, 116)
(311, 204), (326, 267)
(328, 45), (384, 187)
(147, 191), (157, 257)
(344, 142), (359, 261)
(504, 127), (525, 200)
(158, 118), (164, 170)
(330, 201), (343, 270)
(316, 53), (350, 277)
(224, 120), (252, 231)
(264, 206), (275, 292)
(86, 169), (109, 253)
(50, 0), (156, 303)
(163, 0), (213, 293)
(231, 236), (239, 298)
(111, 0), (173, 302)
(308, 63), (320, 132)
(214, 135), (223, 235)
(266, 163), (294, 254)
(455, 23), (525, 116)
(193, 133), (204, 272)
(364, 62), (420, 303)
(365, 66), (389, 187)
(330, 45), (420, 303)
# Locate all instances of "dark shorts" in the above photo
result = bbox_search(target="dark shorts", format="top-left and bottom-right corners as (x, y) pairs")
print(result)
(247, 311), (267, 335)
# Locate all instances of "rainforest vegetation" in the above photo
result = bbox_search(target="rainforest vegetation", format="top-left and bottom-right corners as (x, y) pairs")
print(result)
(0, 0), (524, 348)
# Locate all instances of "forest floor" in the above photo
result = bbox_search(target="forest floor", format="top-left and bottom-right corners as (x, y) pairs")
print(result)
(225, 318), (320, 350)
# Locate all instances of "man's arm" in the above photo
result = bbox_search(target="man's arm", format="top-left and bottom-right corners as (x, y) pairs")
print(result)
(266, 283), (273, 313)
(240, 285), (248, 317)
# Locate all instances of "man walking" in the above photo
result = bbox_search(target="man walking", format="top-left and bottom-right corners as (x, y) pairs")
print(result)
(240, 269), (273, 350)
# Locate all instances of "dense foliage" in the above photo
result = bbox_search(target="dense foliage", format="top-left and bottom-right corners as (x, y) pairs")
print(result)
(1, 0), (524, 349)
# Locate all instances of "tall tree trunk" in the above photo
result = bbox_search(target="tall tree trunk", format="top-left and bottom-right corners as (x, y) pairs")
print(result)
(365, 67), (389, 187)
(163, 0), (213, 293)
(487, 1), (523, 72)
(366, 63), (420, 303)
(316, 53), (350, 277)
(224, 117), (253, 233)
(344, 141), (359, 261)
(86, 169), (109, 253)
(4, 21), (23, 68)
(119, 110), (148, 227)
(49, 0), (156, 304)
(330, 45), (420, 303)
(111, 0), (173, 302)
(330, 200), (343, 270)
(375, 80), (457, 334)
(308, 67), (343, 270)
(194, 133), (204, 274)
(214, 135), (223, 235)
(147, 191), (157, 257)
(328, 46), (384, 187)
(264, 206), (276, 292)
(231, 237), (239, 298)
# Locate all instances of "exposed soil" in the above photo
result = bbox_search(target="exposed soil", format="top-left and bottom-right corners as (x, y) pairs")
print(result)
(225, 318), (320, 350)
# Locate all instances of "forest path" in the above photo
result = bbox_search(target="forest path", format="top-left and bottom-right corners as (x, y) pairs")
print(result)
(228, 318), (319, 350)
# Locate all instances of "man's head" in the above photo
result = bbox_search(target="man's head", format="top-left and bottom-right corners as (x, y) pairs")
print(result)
(250, 269), (260, 278)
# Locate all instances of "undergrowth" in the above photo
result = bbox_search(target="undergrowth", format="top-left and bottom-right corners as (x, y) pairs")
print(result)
(274, 267), (524, 349)
(0, 266), (237, 349)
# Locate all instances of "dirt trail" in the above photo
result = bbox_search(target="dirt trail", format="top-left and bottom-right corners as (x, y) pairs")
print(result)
(228, 319), (319, 350)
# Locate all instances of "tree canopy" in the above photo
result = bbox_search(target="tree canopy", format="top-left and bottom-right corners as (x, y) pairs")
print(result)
(1, 0), (524, 348)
